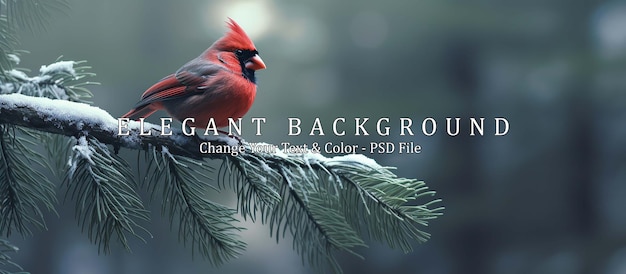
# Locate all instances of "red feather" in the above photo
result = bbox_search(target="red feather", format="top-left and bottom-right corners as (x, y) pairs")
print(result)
(122, 18), (265, 129)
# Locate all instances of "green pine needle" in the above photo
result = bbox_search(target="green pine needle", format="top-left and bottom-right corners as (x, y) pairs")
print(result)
(42, 133), (72, 182)
(0, 125), (57, 238)
(0, 239), (27, 274)
(64, 136), (150, 253)
(217, 149), (443, 274)
(144, 147), (247, 265)
(0, 16), (19, 74)
(0, 0), (69, 73)
(5, 0), (69, 32)
(0, 53), (442, 274)
(1, 58), (96, 103)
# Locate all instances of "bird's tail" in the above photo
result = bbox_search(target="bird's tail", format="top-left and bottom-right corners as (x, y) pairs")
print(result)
(122, 104), (159, 120)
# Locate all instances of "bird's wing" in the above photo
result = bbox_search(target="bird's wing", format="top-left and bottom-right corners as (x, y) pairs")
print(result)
(134, 61), (226, 107)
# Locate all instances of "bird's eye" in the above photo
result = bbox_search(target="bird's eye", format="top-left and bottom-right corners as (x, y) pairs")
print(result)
(235, 49), (244, 57)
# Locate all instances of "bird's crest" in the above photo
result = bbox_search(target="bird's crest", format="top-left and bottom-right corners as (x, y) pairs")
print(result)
(213, 18), (256, 51)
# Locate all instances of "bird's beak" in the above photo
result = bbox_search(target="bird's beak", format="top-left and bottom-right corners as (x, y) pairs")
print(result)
(245, 54), (266, 70)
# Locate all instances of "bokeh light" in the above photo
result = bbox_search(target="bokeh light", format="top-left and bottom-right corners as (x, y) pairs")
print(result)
(206, 0), (275, 40)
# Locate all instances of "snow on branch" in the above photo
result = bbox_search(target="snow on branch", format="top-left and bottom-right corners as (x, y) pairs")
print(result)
(0, 93), (218, 159)
(0, 93), (443, 273)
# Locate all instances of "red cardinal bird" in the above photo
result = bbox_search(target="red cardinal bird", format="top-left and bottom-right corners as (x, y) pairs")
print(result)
(122, 18), (266, 129)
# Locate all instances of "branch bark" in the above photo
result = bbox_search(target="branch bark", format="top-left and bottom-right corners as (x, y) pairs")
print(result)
(0, 93), (443, 273)
(0, 93), (223, 159)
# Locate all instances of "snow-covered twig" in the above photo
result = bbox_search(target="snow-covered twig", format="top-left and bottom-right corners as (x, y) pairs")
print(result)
(0, 93), (443, 273)
(0, 93), (216, 159)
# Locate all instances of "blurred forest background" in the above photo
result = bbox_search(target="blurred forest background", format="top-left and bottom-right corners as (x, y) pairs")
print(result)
(7, 0), (626, 273)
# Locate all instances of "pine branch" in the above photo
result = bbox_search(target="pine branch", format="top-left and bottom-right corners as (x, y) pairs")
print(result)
(0, 239), (26, 274)
(0, 93), (229, 160)
(5, 0), (69, 32)
(0, 59), (94, 274)
(0, 94), (442, 273)
(1, 59), (96, 103)
(221, 149), (442, 272)
(0, 16), (19, 73)
(0, 0), (443, 270)
(0, 93), (443, 273)
(143, 148), (246, 265)
(0, 124), (57, 237)
(64, 136), (150, 253)
(0, 0), (69, 72)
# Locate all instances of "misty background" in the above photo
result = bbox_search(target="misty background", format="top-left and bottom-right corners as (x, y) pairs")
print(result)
(7, 0), (626, 273)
